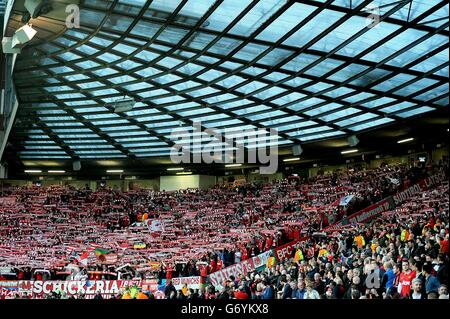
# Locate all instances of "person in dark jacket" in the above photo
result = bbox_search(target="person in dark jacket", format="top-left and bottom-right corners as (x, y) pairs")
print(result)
(423, 263), (441, 294)
(436, 254), (448, 285)
(292, 281), (306, 299)
(164, 280), (176, 299)
(261, 281), (274, 299)
(281, 280), (293, 299)
(93, 291), (103, 299)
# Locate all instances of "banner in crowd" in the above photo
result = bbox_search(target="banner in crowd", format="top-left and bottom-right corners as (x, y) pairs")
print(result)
(392, 173), (445, 205)
(208, 251), (272, 287)
(274, 237), (309, 261)
(16, 280), (142, 299)
(325, 173), (446, 232)
(0, 281), (19, 298)
(171, 276), (202, 290)
(345, 197), (394, 226)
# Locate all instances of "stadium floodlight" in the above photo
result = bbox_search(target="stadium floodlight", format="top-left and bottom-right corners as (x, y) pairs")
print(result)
(2, 37), (21, 54)
(167, 168), (184, 171)
(48, 170), (66, 173)
(225, 164), (242, 168)
(283, 157), (300, 162)
(292, 145), (303, 156)
(25, 170), (42, 173)
(347, 135), (360, 147)
(107, 169), (124, 173)
(397, 138), (414, 144)
(341, 149), (358, 155)
(12, 24), (37, 48)
(113, 97), (135, 113)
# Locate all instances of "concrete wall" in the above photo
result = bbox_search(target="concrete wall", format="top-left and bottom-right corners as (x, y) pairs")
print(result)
(160, 175), (200, 192)
(199, 175), (217, 190)
(308, 162), (370, 178)
(247, 172), (283, 183)
(126, 178), (159, 191)
(370, 155), (410, 168)
(432, 145), (449, 164)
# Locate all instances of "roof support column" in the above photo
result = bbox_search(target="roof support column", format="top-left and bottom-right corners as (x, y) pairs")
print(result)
(1, 53), (19, 163)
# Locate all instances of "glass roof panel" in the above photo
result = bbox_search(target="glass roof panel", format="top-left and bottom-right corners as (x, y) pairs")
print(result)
(349, 118), (395, 131)
(396, 106), (435, 118)
(319, 108), (360, 122)
(229, 0), (288, 36)
(336, 113), (377, 127)
(283, 9), (344, 47)
(256, 3), (316, 42)
(11, 0), (447, 161)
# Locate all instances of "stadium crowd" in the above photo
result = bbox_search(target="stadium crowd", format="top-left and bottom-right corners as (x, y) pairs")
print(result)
(0, 162), (448, 299)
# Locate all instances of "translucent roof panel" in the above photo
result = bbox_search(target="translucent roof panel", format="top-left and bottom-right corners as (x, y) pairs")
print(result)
(11, 0), (447, 160)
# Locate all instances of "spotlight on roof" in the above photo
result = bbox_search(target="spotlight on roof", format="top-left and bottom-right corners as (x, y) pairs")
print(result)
(48, 170), (66, 174)
(283, 158), (300, 162)
(292, 145), (303, 156)
(12, 24), (37, 48)
(347, 135), (360, 147)
(113, 97), (135, 113)
(24, 0), (53, 19)
(397, 137), (414, 144)
(1, 38), (21, 54)
(341, 149), (358, 155)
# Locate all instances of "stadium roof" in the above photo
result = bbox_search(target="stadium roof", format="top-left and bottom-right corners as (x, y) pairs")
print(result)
(4, 0), (450, 164)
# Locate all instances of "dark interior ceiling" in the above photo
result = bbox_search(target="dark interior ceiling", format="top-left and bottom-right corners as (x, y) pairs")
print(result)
(1, 0), (449, 179)
(5, 108), (449, 179)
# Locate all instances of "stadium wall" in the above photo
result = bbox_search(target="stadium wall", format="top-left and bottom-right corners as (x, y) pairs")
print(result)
(370, 155), (410, 167)
(199, 175), (217, 190)
(160, 175), (200, 191)
(308, 162), (370, 178)
(432, 145), (449, 163)
(125, 179), (160, 191)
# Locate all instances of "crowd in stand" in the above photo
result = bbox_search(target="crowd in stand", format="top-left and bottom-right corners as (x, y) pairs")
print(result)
(191, 182), (449, 300)
(0, 161), (448, 300)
